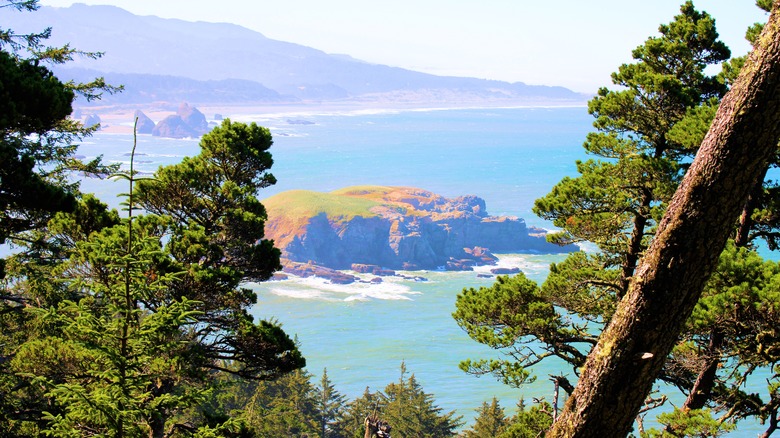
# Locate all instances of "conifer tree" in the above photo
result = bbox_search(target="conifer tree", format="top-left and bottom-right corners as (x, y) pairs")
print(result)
(2, 118), (304, 434)
(548, 0), (780, 433)
(242, 369), (320, 437)
(501, 400), (553, 438)
(454, 1), (780, 434)
(317, 368), (348, 438)
(338, 364), (462, 438)
(455, 1), (733, 392)
(378, 362), (462, 437)
(463, 397), (510, 438)
(0, 0), (118, 280)
(341, 387), (382, 438)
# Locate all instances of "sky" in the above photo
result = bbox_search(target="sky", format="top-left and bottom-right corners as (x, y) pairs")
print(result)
(39, 0), (769, 93)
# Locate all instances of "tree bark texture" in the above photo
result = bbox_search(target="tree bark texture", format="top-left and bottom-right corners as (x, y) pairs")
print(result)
(680, 330), (724, 411)
(547, 2), (780, 436)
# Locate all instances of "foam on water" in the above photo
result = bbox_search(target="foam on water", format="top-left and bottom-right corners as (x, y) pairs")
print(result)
(265, 275), (420, 302)
(470, 253), (563, 283)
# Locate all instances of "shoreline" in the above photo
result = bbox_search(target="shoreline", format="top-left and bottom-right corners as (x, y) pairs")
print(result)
(82, 99), (589, 134)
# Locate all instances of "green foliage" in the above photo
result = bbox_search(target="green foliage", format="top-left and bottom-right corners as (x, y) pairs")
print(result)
(454, 1), (780, 434)
(0, 1), (119, 279)
(137, 118), (281, 283)
(340, 386), (382, 438)
(462, 397), (511, 438)
(132, 119), (304, 384)
(239, 369), (320, 437)
(0, 49), (76, 261)
(453, 274), (588, 387)
(536, 0), (731, 263)
(664, 243), (780, 422)
(746, 0), (772, 45)
(2, 115), (304, 435)
(0, 2), (121, 426)
(317, 368), (348, 438)
(18, 221), (204, 436)
(499, 401), (553, 438)
(341, 363), (462, 438)
(643, 409), (735, 437)
(380, 363), (463, 437)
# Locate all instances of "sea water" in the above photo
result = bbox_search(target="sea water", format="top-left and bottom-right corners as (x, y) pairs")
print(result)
(73, 106), (769, 433)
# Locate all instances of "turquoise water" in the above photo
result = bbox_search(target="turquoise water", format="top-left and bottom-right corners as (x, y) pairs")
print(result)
(74, 106), (769, 433)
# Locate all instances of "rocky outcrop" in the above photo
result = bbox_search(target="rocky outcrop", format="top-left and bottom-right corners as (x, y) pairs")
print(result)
(351, 264), (396, 276)
(281, 260), (359, 284)
(264, 186), (575, 274)
(152, 115), (199, 138)
(491, 267), (521, 275)
(152, 103), (209, 138)
(177, 102), (207, 132)
(133, 110), (155, 133)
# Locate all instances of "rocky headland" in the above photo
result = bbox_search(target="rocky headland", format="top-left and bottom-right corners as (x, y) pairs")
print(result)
(263, 186), (576, 283)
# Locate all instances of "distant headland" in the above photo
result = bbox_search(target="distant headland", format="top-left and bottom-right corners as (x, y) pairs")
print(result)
(263, 186), (576, 283)
(5, 4), (589, 113)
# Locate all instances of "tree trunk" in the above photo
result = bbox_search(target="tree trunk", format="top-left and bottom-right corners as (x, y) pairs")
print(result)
(547, 2), (780, 436)
(619, 188), (652, 298)
(734, 169), (767, 247)
(680, 329), (724, 411)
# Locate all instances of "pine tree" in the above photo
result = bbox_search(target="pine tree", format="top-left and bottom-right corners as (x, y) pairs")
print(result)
(463, 397), (510, 438)
(341, 387), (382, 438)
(242, 369), (320, 437)
(317, 368), (348, 438)
(3, 118), (305, 434)
(454, 1), (780, 434)
(378, 362), (462, 438)
(548, 0), (780, 433)
(1, 4), (119, 432)
(0, 0), (119, 280)
(500, 400), (553, 438)
(455, 1), (734, 393)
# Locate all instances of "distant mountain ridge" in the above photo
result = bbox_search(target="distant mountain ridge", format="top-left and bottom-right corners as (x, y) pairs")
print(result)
(2, 4), (588, 106)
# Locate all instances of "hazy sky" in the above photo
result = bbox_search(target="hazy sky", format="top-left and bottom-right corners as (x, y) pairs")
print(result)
(39, 1), (769, 93)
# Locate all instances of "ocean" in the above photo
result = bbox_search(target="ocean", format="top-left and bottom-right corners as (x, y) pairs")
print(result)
(74, 106), (768, 434)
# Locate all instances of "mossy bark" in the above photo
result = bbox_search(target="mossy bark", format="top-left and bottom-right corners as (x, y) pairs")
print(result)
(547, 2), (780, 436)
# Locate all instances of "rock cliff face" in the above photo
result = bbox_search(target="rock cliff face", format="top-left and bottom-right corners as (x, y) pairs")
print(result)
(264, 186), (574, 272)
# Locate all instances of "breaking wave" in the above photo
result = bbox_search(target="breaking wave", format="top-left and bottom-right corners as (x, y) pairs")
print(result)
(261, 275), (420, 302)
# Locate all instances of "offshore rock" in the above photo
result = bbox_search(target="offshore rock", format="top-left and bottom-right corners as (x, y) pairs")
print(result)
(133, 110), (156, 134)
(177, 102), (208, 133)
(264, 186), (575, 275)
(152, 103), (209, 138)
(152, 115), (199, 138)
(282, 260), (359, 284)
(491, 267), (521, 275)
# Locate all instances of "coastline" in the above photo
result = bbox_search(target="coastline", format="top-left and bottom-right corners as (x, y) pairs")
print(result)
(82, 98), (589, 134)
